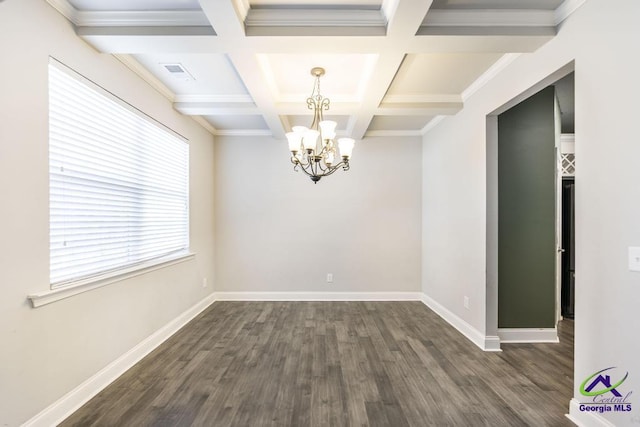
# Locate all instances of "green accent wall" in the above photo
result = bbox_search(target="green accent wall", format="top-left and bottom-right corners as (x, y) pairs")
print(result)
(498, 86), (556, 328)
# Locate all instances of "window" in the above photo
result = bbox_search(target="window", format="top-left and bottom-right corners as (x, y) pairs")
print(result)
(49, 60), (189, 288)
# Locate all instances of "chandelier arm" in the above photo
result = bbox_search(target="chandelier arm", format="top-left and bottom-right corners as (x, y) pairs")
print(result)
(302, 158), (317, 178)
(300, 163), (319, 179)
(321, 164), (342, 177)
(316, 159), (327, 173)
(330, 160), (349, 175)
(296, 152), (312, 166)
(298, 166), (312, 177)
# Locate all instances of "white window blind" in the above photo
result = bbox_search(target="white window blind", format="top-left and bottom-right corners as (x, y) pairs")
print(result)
(49, 61), (189, 287)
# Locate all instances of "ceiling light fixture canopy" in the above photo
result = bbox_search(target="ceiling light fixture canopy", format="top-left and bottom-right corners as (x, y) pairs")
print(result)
(286, 67), (355, 184)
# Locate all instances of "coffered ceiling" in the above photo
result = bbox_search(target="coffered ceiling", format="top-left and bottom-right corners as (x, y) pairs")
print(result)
(48, 0), (583, 138)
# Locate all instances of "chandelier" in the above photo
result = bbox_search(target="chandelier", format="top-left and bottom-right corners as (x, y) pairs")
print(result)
(286, 67), (355, 184)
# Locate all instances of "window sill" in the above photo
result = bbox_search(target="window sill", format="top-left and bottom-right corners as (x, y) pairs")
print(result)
(27, 252), (196, 308)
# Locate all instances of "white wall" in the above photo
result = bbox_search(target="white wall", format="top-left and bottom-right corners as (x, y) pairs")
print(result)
(215, 135), (422, 294)
(0, 1), (215, 425)
(422, 0), (640, 424)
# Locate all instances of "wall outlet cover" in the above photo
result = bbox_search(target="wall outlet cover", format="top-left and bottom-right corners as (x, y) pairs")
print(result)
(629, 247), (640, 272)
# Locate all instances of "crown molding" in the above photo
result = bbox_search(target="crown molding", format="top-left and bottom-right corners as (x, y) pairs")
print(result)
(113, 54), (175, 102)
(174, 103), (260, 116)
(555, 0), (587, 25)
(75, 10), (210, 27)
(174, 94), (254, 104)
(245, 7), (386, 28)
(213, 129), (273, 137)
(376, 103), (462, 116)
(191, 116), (218, 135)
(233, 0), (251, 22)
(365, 130), (422, 137)
(45, 1), (210, 27)
(380, 0), (399, 25)
(421, 115), (446, 135)
(461, 53), (521, 101)
(46, 0), (79, 24)
(423, 9), (556, 28)
(382, 94), (462, 104)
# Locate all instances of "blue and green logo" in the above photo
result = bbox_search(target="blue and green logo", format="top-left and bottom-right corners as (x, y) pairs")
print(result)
(580, 367), (629, 397)
(578, 367), (633, 414)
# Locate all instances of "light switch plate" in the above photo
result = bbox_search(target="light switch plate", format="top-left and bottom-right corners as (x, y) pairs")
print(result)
(629, 247), (640, 272)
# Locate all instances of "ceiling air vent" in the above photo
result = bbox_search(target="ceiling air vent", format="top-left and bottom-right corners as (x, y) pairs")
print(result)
(161, 63), (195, 81)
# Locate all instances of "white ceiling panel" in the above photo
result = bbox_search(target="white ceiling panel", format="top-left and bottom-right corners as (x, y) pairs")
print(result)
(387, 53), (502, 96)
(133, 54), (250, 97)
(205, 115), (269, 131)
(259, 54), (377, 102)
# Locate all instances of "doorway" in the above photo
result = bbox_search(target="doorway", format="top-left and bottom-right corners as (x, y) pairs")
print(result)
(485, 65), (575, 345)
(561, 177), (575, 318)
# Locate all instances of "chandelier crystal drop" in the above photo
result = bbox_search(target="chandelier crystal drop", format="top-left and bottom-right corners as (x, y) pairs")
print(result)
(286, 67), (355, 184)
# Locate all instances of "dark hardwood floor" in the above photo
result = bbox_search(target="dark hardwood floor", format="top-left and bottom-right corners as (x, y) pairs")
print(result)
(61, 302), (574, 426)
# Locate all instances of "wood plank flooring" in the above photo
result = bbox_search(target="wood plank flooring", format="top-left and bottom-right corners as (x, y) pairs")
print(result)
(61, 302), (574, 426)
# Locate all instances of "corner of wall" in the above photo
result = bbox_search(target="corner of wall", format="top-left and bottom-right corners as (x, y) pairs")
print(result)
(420, 293), (501, 352)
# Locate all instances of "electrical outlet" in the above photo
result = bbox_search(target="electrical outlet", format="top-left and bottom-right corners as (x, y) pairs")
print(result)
(202, 277), (208, 288)
(326, 273), (333, 283)
(463, 296), (469, 309)
(629, 247), (640, 272)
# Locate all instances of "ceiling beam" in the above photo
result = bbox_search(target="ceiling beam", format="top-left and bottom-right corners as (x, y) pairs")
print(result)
(76, 26), (553, 56)
(198, 0), (286, 138)
(227, 53), (288, 138)
(198, 0), (245, 38)
(348, 0), (435, 139)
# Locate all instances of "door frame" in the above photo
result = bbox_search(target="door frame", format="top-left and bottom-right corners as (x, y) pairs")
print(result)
(485, 62), (575, 347)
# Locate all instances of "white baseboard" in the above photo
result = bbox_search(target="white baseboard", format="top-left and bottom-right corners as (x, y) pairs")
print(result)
(498, 327), (559, 343)
(567, 398), (618, 427)
(483, 335), (502, 351)
(420, 294), (501, 352)
(212, 291), (423, 301)
(214, 292), (502, 351)
(22, 293), (217, 427)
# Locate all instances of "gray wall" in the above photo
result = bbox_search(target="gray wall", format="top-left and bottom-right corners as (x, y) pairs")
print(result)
(422, 1), (640, 423)
(0, 2), (216, 425)
(214, 135), (422, 294)
(497, 86), (556, 328)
